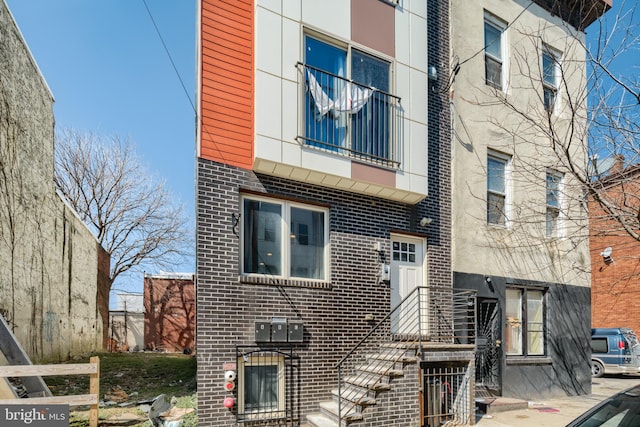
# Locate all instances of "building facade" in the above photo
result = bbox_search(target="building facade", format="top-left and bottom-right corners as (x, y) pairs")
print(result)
(589, 158), (640, 334)
(450, 0), (609, 399)
(144, 273), (195, 353)
(0, 0), (109, 363)
(196, 1), (475, 426)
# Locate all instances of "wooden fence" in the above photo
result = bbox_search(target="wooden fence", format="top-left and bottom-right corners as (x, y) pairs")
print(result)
(0, 356), (100, 427)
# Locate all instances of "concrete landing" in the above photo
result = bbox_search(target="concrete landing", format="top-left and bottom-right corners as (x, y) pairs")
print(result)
(475, 397), (529, 414)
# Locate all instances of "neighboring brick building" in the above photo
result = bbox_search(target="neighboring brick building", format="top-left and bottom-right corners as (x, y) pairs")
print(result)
(590, 157), (640, 333)
(144, 273), (195, 353)
(0, 0), (108, 363)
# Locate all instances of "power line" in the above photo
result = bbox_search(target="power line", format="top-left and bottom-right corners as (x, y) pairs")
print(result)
(141, 0), (195, 113)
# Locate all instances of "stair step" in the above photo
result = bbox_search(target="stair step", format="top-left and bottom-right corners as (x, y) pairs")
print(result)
(343, 374), (391, 391)
(332, 388), (376, 406)
(307, 413), (339, 427)
(367, 351), (418, 364)
(320, 400), (364, 423)
(356, 362), (404, 377)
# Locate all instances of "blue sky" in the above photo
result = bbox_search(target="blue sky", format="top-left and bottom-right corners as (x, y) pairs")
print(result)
(4, 1), (634, 300)
(6, 1), (196, 299)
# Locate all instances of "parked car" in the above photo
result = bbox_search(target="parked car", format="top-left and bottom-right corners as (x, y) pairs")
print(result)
(591, 327), (640, 377)
(567, 383), (640, 426)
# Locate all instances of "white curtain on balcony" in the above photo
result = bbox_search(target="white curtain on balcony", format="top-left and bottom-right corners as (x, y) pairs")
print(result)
(306, 69), (374, 117)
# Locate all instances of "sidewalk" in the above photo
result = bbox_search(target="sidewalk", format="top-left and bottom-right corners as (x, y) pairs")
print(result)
(474, 376), (640, 426)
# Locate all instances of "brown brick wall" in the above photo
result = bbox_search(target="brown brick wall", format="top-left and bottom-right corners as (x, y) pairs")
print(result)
(144, 276), (195, 353)
(590, 181), (640, 333)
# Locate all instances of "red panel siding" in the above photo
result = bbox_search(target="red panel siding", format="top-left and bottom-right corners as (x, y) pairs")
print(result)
(199, 0), (254, 169)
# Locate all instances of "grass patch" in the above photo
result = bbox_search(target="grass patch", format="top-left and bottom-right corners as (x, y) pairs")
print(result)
(43, 352), (197, 427)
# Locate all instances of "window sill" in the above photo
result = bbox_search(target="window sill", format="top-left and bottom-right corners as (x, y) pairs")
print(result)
(506, 356), (552, 366)
(240, 275), (332, 290)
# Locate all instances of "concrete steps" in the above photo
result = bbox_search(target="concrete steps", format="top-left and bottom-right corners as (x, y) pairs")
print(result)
(306, 347), (417, 427)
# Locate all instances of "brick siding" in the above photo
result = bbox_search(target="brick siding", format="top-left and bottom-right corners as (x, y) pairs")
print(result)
(196, 1), (452, 424)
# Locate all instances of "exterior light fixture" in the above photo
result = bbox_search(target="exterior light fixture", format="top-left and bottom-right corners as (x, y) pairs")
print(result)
(600, 247), (613, 264)
(420, 217), (432, 227)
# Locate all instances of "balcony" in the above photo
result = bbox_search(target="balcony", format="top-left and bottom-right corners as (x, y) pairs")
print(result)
(297, 62), (402, 169)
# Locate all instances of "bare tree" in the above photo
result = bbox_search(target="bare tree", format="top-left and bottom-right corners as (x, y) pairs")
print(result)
(54, 129), (193, 343)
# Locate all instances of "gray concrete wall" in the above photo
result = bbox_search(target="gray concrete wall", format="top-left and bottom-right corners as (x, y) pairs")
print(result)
(0, 0), (103, 363)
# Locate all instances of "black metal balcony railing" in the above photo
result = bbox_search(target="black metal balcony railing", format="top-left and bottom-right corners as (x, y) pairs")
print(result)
(297, 62), (402, 168)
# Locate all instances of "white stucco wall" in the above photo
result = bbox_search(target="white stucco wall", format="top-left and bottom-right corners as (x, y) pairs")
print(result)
(450, 0), (590, 286)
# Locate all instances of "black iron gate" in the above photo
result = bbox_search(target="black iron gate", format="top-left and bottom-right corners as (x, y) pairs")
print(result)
(475, 299), (501, 393)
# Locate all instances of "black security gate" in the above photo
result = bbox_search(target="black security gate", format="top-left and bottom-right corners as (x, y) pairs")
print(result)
(475, 299), (501, 394)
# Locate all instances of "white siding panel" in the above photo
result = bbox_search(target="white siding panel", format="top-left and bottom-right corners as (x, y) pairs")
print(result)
(395, 8), (410, 66)
(282, 18), (301, 82)
(255, 135), (282, 163)
(257, 0), (281, 14)
(281, 79), (299, 144)
(410, 68), (428, 124)
(255, 71), (282, 140)
(256, 7), (282, 76)
(409, 121), (428, 179)
(409, 13), (428, 71)
(301, 149), (351, 178)
(301, 0), (350, 40)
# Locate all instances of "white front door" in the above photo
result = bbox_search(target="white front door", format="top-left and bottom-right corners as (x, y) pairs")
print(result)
(390, 235), (425, 334)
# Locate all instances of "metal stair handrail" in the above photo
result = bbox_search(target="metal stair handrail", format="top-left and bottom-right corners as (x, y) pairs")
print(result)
(335, 285), (476, 424)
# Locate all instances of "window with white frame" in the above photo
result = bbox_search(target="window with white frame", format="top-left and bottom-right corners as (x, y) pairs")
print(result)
(302, 33), (397, 165)
(484, 13), (507, 90)
(487, 151), (509, 226)
(242, 195), (328, 280)
(238, 354), (285, 420)
(546, 171), (563, 237)
(542, 46), (561, 112)
(505, 288), (545, 356)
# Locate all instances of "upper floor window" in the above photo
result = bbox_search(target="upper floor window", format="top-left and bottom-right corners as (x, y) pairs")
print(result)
(487, 151), (510, 226)
(241, 195), (329, 281)
(300, 34), (400, 167)
(484, 13), (507, 90)
(546, 170), (563, 237)
(506, 288), (545, 356)
(542, 46), (561, 112)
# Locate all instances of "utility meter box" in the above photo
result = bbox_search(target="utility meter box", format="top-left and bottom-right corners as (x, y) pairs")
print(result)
(255, 321), (271, 342)
(288, 321), (304, 342)
(271, 318), (288, 342)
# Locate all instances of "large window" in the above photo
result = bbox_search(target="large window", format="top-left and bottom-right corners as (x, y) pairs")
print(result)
(506, 288), (545, 356)
(238, 354), (285, 420)
(242, 195), (328, 281)
(542, 46), (560, 112)
(484, 13), (507, 90)
(487, 151), (509, 226)
(546, 171), (563, 237)
(303, 34), (396, 165)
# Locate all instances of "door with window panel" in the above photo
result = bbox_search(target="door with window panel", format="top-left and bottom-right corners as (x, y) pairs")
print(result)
(390, 236), (425, 335)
